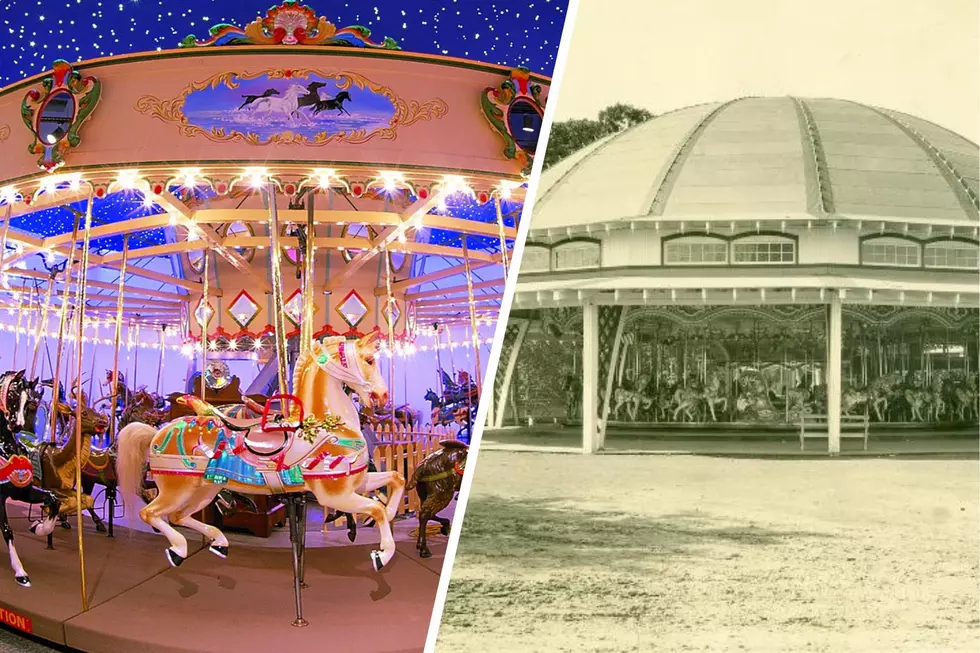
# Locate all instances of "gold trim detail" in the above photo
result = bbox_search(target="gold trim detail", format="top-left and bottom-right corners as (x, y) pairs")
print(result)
(135, 68), (448, 146)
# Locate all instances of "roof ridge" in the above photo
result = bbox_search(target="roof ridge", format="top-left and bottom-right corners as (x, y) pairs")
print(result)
(860, 102), (979, 220)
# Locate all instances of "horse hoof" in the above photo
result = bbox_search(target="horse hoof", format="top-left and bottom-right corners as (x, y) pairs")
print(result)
(152, 527), (161, 534)
(346, 531), (356, 543)
(14, 575), (30, 588)
(370, 550), (385, 572)
(95, 524), (107, 533)
(209, 545), (229, 559)
(420, 550), (432, 559)
(61, 522), (72, 530)
(440, 524), (451, 535)
(166, 549), (185, 568)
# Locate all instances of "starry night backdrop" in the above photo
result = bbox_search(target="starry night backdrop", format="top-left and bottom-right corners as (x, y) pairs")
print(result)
(0, 0), (568, 85)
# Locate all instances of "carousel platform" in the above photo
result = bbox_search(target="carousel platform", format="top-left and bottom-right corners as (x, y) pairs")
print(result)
(0, 501), (446, 653)
(482, 425), (980, 457)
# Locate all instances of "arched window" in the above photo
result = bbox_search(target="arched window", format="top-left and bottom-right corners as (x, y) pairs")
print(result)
(861, 236), (920, 267)
(732, 235), (796, 264)
(923, 240), (979, 270)
(552, 240), (600, 270)
(663, 235), (727, 265)
(520, 244), (551, 273)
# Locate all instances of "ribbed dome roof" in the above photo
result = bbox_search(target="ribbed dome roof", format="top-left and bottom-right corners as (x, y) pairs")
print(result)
(533, 97), (979, 231)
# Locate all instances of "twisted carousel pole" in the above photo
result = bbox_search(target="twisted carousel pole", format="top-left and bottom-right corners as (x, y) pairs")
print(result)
(461, 238), (483, 398)
(49, 210), (83, 441)
(494, 194), (510, 277)
(268, 181), (306, 628)
(300, 191), (315, 356)
(73, 187), (96, 612)
(155, 325), (166, 395)
(383, 247), (397, 433)
(200, 247), (209, 402)
(108, 236), (129, 445)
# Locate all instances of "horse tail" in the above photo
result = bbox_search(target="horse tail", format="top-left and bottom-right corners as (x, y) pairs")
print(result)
(116, 422), (157, 522)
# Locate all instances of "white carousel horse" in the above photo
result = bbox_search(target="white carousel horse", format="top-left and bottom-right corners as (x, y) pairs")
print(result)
(116, 332), (405, 571)
(247, 84), (310, 123)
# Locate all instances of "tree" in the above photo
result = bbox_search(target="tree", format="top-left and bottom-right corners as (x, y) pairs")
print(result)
(542, 103), (654, 170)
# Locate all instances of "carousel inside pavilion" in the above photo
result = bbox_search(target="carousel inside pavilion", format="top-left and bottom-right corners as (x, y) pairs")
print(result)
(490, 97), (979, 454)
(0, 2), (551, 651)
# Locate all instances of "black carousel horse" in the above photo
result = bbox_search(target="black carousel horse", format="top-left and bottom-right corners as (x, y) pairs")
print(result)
(311, 91), (352, 116)
(0, 370), (61, 587)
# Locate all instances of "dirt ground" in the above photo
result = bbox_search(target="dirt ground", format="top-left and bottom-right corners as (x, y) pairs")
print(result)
(434, 452), (979, 652)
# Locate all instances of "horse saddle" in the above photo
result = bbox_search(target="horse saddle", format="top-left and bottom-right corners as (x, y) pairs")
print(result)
(181, 395), (300, 467)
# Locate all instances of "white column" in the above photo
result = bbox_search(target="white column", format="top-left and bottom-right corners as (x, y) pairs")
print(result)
(827, 290), (843, 455)
(582, 302), (599, 454)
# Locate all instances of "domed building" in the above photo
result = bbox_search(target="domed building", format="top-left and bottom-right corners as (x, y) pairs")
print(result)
(491, 97), (979, 453)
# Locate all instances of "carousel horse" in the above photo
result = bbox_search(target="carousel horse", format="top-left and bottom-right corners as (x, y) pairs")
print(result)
(952, 373), (978, 422)
(612, 375), (653, 421)
(700, 371), (728, 422)
(100, 370), (134, 414)
(785, 384), (812, 420)
(117, 332), (405, 571)
(33, 401), (110, 533)
(559, 373), (582, 421)
(406, 440), (467, 558)
(0, 371), (60, 586)
(671, 385), (700, 422)
(369, 403), (421, 430)
(118, 388), (168, 430)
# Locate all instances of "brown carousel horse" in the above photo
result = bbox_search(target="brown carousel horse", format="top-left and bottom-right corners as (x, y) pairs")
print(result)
(117, 332), (405, 571)
(118, 388), (168, 430)
(406, 440), (467, 558)
(33, 402), (110, 533)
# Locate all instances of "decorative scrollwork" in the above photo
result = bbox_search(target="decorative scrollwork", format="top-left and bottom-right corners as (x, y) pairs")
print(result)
(0, 124), (9, 142)
(179, 1), (399, 50)
(20, 59), (102, 172)
(481, 67), (545, 177)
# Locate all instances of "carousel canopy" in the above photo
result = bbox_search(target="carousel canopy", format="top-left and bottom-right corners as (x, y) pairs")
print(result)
(0, 1), (561, 339)
(532, 97), (979, 235)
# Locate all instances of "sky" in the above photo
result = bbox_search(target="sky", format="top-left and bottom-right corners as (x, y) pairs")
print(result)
(0, 0), (570, 85)
(554, 0), (979, 142)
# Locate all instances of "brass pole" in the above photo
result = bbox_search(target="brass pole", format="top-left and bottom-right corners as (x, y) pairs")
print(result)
(12, 293), (25, 370)
(461, 239), (483, 397)
(155, 325), (166, 395)
(132, 322), (140, 406)
(300, 192), (315, 356)
(48, 210), (82, 441)
(0, 203), (12, 284)
(30, 270), (59, 379)
(494, 195), (510, 277)
(383, 248), (397, 432)
(108, 236), (129, 444)
(267, 183), (289, 395)
(87, 320), (99, 405)
(200, 247), (209, 402)
(73, 188), (95, 612)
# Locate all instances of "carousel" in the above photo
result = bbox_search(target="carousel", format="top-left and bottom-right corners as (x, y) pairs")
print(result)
(0, 2), (547, 651)
(491, 97), (979, 454)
